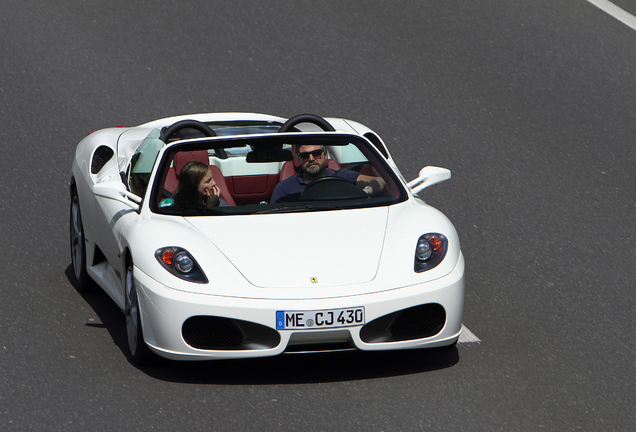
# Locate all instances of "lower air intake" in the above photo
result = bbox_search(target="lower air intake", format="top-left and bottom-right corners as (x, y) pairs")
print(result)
(360, 303), (446, 343)
(182, 316), (243, 349)
(182, 316), (280, 350)
(389, 304), (446, 340)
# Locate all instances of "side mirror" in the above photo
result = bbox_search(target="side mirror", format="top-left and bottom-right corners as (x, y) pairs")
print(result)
(93, 181), (142, 211)
(407, 166), (451, 194)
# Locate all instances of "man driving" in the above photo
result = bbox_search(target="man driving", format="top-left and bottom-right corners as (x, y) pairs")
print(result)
(271, 144), (386, 203)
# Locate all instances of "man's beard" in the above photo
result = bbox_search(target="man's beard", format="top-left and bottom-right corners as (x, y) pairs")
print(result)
(305, 163), (322, 176)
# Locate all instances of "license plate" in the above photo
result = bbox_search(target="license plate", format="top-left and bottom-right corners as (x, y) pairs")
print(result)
(276, 307), (365, 330)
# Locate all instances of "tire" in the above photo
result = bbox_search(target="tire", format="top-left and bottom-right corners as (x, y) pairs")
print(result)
(125, 260), (152, 365)
(70, 188), (93, 291)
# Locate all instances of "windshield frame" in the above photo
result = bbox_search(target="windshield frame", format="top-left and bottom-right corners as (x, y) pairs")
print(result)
(148, 132), (408, 216)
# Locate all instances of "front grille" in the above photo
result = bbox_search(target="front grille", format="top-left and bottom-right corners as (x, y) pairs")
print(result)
(182, 316), (243, 349)
(360, 303), (446, 343)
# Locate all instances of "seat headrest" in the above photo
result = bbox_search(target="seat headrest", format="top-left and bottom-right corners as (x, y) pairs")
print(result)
(174, 150), (210, 177)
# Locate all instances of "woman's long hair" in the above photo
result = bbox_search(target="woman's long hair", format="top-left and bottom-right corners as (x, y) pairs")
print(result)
(172, 161), (210, 208)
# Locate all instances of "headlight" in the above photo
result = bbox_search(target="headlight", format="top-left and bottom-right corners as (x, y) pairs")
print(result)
(414, 233), (448, 273)
(174, 252), (194, 273)
(155, 247), (208, 283)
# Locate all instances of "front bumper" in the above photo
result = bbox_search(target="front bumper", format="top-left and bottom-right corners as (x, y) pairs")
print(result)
(135, 253), (465, 361)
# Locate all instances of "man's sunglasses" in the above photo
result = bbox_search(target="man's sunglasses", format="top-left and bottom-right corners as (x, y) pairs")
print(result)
(298, 149), (324, 160)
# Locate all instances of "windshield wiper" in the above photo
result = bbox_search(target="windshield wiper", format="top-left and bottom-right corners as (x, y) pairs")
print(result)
(254, 204), (341, 214)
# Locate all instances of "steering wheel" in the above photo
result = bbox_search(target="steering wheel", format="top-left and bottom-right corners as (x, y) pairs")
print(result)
(299, 176), (368, 201)
(278, 114), (336, 133)
(160, 120), (217, 142)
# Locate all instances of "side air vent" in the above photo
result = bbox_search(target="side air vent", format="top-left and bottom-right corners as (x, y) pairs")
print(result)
(91, 146), (114, 174)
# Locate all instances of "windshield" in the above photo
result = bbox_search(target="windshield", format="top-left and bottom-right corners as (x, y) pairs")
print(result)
(149, 133), (407, 215)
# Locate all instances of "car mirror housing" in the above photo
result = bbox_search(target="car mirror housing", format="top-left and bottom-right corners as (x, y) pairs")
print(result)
(407, 166), (451, 194)
(93, 181), (142, 211)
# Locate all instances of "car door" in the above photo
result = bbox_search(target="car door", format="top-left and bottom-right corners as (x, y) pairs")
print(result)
(94, 137), (163, 302)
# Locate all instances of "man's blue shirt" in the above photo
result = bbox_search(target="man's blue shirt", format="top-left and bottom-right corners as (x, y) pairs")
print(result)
(271, 168), (360, 203)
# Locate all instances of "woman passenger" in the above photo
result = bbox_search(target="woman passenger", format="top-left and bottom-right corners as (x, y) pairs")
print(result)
(172, 161), (228, 208)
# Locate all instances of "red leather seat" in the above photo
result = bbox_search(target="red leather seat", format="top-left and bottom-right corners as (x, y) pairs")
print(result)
(327, 159), (341, 171)
(165, 150), (236, 206)
(279, 160), (298, 182)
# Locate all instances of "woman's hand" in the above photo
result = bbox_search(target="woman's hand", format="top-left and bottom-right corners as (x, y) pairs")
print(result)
(205, 184), (221, 207)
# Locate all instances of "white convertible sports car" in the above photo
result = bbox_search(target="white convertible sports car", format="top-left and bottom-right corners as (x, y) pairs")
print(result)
(69, 113), (465, 364)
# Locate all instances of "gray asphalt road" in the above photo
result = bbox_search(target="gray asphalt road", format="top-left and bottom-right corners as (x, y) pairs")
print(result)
(1, 0), (634, 430)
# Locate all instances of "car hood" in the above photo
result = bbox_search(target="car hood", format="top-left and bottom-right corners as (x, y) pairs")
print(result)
(185, 207), (388, 288)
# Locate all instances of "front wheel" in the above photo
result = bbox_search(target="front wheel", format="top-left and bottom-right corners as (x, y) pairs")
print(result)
(125, 261), (152, 364)
(70, 188), (93, 291)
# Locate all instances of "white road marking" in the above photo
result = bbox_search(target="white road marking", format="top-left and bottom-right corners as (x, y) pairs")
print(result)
(459, 325), (481, 343)
(586, 0), (636, 30)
